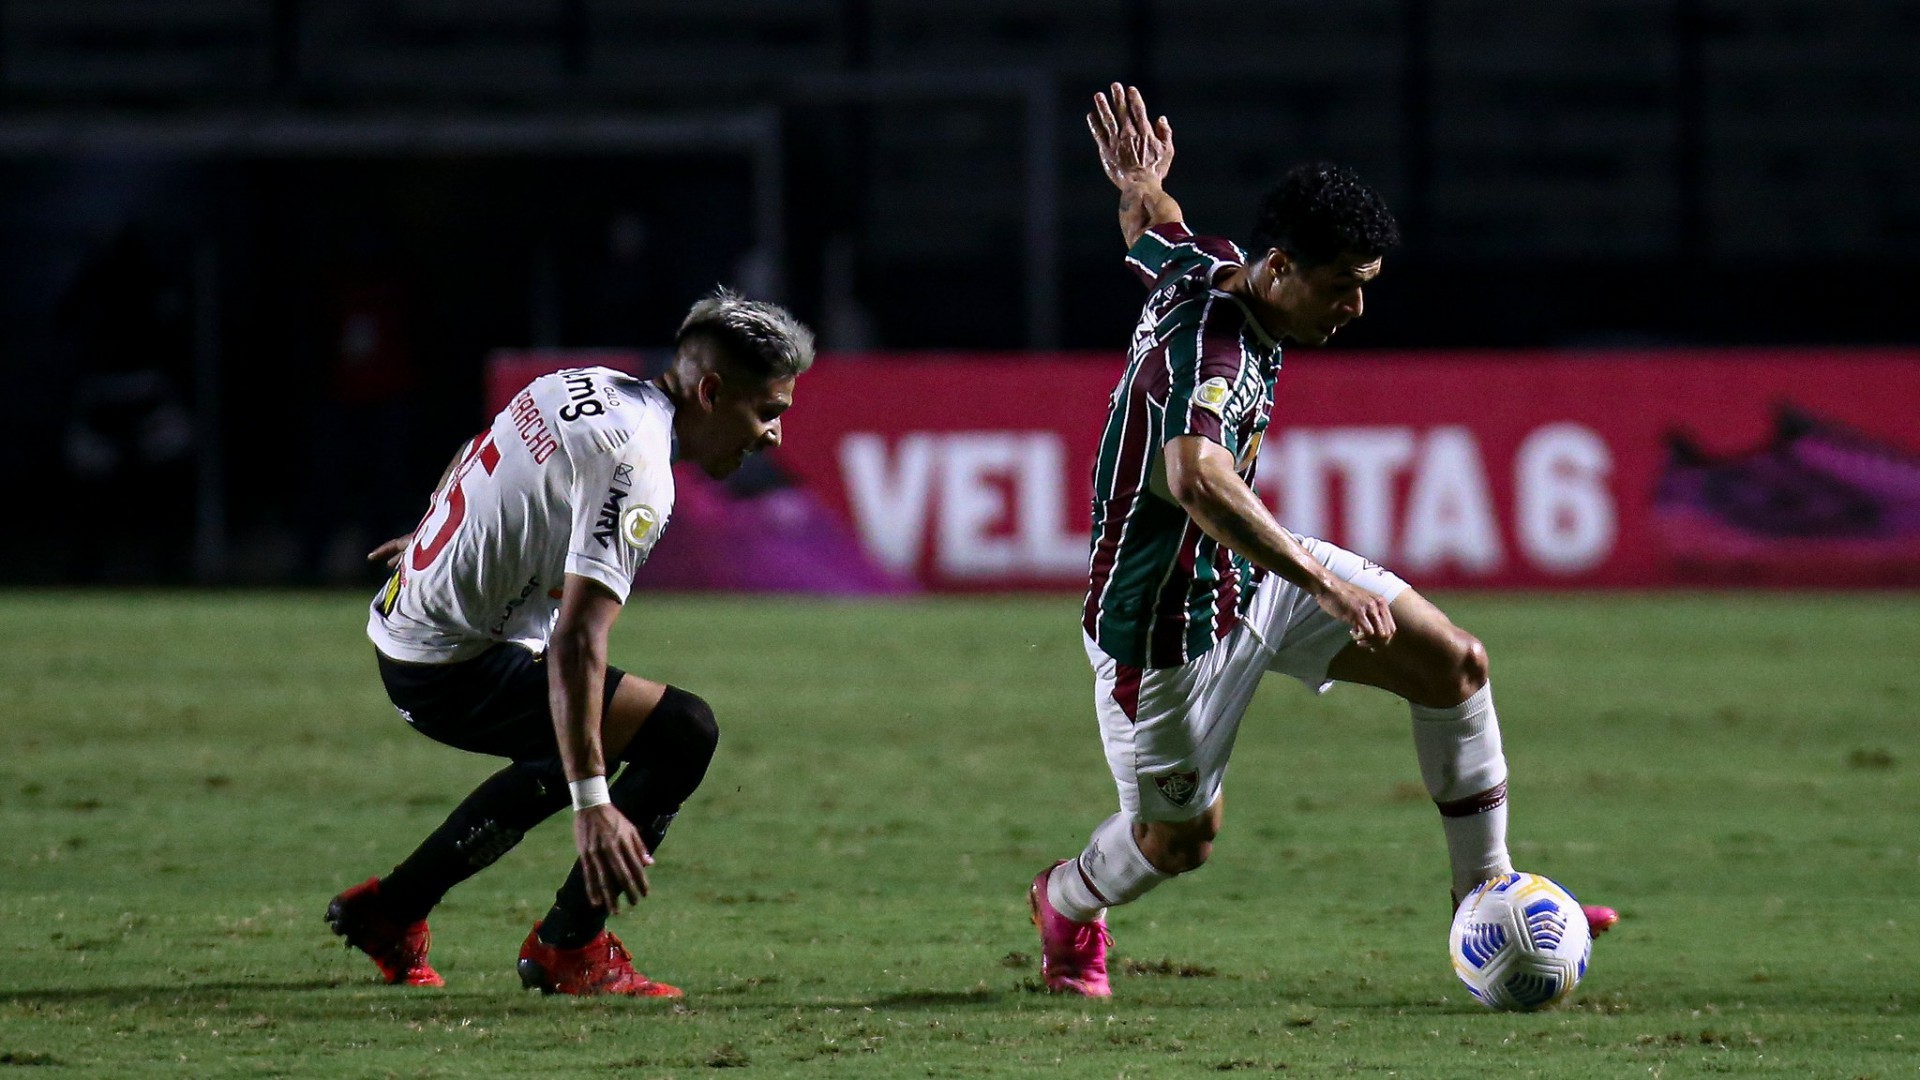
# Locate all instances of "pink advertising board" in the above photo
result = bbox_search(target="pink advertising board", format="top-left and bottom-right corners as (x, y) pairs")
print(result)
(489, 349), (1920, 591)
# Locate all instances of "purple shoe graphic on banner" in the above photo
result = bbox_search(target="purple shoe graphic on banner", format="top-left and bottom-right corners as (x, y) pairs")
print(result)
(1651, 408), (1920, 585)
(638, 459), (913, 595)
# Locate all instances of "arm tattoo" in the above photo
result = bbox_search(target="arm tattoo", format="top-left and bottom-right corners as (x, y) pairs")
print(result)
(1119, 195), (1135, 213)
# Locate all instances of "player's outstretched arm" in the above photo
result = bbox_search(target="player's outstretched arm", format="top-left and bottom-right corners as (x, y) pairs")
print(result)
(549, 573), (654, 911)
(1163, 435), (1395, 648)
(1088, 82), (1184, 248)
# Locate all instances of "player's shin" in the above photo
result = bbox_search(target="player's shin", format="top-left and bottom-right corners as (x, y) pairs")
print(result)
(380, 758), (571, 922)
(1048, 813), (1172, 923)
(541, 687), (719, 948)
(1409, 683), (1513, 900)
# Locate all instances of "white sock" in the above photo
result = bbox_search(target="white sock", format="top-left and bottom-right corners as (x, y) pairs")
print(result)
(1047, 813), (1171, 923)
(1410, 683), (1513, 899)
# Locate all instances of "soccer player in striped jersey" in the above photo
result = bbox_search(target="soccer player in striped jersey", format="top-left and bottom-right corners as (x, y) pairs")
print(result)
(1028, 85), (1614, 997)
(326, 288), (813, 996)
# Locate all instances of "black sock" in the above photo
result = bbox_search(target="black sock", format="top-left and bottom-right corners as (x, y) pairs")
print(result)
(381, 758), (569, 924)
(540, 687), (718, 948)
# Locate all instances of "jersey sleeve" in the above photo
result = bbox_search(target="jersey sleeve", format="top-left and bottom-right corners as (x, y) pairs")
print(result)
(1125, 223), (1242, 288)
(1158, 300), (1253, 453)
(562, 444), (670, 603)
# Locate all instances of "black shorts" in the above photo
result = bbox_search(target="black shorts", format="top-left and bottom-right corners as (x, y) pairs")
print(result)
(377, 644), (629, 762)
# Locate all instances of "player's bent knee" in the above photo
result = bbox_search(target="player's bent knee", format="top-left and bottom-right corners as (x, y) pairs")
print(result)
(1411, 628), (1488, 707)
(1138, 817), (1219, 875)
(670, 689), (720, 762)
(1456, 633), (1489, 697)
(627, 686), (719, 766)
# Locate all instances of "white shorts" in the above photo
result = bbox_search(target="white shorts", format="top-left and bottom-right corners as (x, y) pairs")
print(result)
(1085, 536), (1410, 823)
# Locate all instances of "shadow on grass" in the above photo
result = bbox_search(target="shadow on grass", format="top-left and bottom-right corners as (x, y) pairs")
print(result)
(0, 978), (350, 1005)
(858, 987), (1006, 1010)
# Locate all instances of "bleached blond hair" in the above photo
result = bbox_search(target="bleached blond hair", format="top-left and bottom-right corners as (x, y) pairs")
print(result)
(675, 286), (815, 381)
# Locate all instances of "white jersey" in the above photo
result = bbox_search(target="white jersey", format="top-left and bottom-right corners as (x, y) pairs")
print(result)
(368, 367), (676, 664)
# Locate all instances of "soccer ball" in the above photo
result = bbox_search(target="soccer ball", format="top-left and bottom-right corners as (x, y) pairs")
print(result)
(1448, 872), (1591, 1011)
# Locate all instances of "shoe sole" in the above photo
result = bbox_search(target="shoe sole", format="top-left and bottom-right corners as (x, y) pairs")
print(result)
(516, 957), (682, 998)
(322, 895), (352, 939)
(518, 958), (555, 994)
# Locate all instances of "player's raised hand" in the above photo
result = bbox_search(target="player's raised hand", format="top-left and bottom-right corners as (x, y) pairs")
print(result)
(1087, 82), (1174, 190)
(574, 803), (654, 911)
(1317, 580), (1396, 651)
(367, 533), (415, 570)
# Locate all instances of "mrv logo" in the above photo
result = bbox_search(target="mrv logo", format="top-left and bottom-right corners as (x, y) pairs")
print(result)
(837, 424), (1616, 582)
(591, 478), (630, 549)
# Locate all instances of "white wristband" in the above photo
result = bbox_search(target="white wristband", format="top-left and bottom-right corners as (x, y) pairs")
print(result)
(569, 776), (611, 812)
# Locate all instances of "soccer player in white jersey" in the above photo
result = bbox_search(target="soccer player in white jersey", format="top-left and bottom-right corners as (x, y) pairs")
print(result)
(1027, 85), (1616, 997)
(326, 288), (813, 997)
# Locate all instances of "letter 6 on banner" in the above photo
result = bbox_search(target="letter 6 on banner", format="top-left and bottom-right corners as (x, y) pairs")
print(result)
(772, 351), (1920, 591)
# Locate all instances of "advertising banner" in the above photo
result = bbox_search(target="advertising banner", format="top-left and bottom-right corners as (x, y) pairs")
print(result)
(489, 349), (1920, 591)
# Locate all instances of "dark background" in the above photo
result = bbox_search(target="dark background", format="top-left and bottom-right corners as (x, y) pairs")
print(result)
(2, 0), (1914, 583)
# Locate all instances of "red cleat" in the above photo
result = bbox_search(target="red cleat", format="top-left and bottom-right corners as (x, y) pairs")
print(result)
(516, 923), (684, 998)
(325, 877), (444, 987)
(1029, 862), (1113, 997)
(1583, 904), (1620, 935)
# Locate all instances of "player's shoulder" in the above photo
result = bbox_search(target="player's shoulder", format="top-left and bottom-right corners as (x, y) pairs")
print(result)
(559, 379), (677, 502)
(1151, 224), (1244, 267)
(531, 368), (667, 450)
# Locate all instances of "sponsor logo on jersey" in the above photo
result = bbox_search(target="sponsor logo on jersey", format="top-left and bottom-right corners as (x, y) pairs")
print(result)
(1192, 377), (1232, 417)
(613, 463), (635, 485)
(1151, 769), (1201, 807)
(620, 504), (663, 557)
(591, 487), (627, 549)
(559, 369), (605, 421)
(1235, 430), (1263, 472)
(487, 575), (541, 636)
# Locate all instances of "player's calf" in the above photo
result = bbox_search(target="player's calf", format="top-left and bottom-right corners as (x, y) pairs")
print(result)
(539, 686), (719, 950)
(1412, 682), (1513, 901)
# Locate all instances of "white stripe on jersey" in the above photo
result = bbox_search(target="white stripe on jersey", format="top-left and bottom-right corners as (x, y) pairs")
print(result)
(368, 368), (677, 664)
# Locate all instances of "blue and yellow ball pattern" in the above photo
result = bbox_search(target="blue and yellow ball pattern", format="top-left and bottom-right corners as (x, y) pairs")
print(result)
(1448, 872), (1593, 1011)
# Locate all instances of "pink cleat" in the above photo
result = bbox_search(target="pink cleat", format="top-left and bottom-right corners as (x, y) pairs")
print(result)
(1029, 861), (1113, 997)
(1583, 904), (1620, 935)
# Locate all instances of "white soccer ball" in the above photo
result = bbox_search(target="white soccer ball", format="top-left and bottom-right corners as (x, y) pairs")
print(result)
(1448, 872), (1591, 1011)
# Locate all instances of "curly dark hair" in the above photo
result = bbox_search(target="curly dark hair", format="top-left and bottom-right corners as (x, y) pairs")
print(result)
(1248, 162), (1400, 266)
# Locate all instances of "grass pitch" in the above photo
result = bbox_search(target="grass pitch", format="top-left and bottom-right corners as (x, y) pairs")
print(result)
(0, 590), (1915, 1078)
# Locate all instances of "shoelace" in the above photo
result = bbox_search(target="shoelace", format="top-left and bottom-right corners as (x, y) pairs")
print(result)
(595, 938), (641, 988)
(1069, 923), (1113, 953)
(399, 924), (432, 964)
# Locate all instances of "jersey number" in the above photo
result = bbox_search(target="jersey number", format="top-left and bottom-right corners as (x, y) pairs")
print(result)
(410, 433), (502, 571)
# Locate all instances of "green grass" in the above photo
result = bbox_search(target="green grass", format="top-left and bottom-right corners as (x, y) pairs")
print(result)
(0, 591), (1915, 1078)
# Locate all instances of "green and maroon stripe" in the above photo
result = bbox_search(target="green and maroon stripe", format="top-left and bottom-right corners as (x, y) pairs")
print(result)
(1085, 226), (1278, 669)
